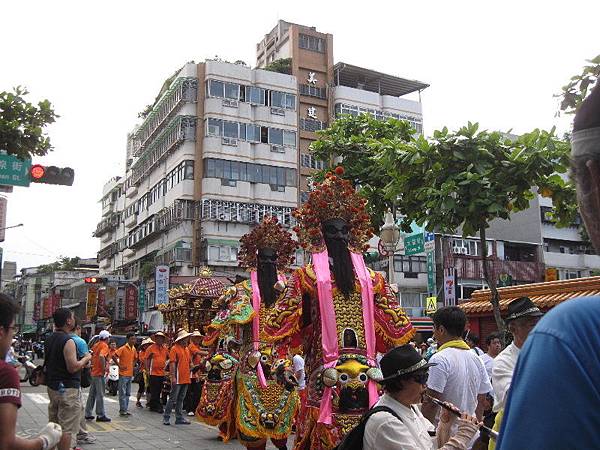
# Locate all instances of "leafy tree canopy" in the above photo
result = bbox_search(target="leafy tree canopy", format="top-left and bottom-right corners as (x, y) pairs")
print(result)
(263, 58), (292, 75)
(0, 86), (58, 160)
(557, 55), (600, 114)
(37, 256), (82, 274)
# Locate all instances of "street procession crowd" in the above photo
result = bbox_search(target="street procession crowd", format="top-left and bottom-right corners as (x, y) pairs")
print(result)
(1, 82), (600, 450)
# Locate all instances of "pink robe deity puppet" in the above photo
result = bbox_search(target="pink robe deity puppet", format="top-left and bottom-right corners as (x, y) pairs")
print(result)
(264, 167), (415, 450)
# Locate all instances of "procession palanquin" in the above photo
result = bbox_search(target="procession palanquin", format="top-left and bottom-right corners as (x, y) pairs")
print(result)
(200, 279), (299, 446)
(264, 265), (415, 450)
(161, 267), (225, 337)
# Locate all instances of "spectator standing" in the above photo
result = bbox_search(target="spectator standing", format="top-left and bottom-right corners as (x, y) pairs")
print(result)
(69, 321), (96, 445)
(482, 333), (502, 379)
(135, 338), (153, 408)
(0, 294), (63, 450)
(107, 341), (117, 366)
(422, 307), (491, 448)
(184, 330), (206, 416)
(84, 330), (111, 422)
(115, 333), (137, 417)
(45, 307), (92, 450)
(145, 332), (168, 413)
(465, 334), (485, 357)
(363, 344), (479, 450)
(163, 330), (192, 425)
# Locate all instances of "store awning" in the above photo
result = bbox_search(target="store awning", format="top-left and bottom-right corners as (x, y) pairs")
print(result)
(411, 317), (433, 332)
(205, 238), (239, 246)
(460, 276), (600, 315)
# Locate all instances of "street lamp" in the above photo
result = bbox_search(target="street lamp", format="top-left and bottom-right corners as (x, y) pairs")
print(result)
(379, 211), (400, 287)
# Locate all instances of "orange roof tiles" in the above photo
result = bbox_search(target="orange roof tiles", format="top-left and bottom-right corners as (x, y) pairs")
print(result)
(460, 276), (600, 315)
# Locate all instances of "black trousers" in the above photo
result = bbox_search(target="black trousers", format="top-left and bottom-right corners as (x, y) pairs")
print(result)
(148, 375), (164, 411)
(184, 379), (202, 413)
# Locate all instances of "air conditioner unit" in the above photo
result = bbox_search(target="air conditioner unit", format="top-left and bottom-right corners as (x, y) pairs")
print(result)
(270, 184), (285, 192)
(222, 137), (238, 146)
(271, 107), (285, 116)
(271, 145), (285, 153)
(460, 247), (468, 255)
(208, 125), (220, 136)
(218, 213), (231, 221)
(222, 99), (239, 108)
(221, 179), (236, 187)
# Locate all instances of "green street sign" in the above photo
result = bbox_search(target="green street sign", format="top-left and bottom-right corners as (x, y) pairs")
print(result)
(405, 233), (425, 256)
(0, 154), (31, 187)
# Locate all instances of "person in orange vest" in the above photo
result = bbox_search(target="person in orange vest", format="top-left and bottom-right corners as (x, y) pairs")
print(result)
(163, 329), (192, 425)
(184, 330), (207, 416)
(108, 340), (118, 365)
(85, 330), (111, 422)
(135, 338), (153, 408)
(115, 333), (138, 416)
(145, 332), (168, 413)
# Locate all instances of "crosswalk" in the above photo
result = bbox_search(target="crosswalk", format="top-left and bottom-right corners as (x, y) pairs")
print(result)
(25, 392), (138, 405)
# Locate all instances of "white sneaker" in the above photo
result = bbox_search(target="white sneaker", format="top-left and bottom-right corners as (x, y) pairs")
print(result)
(187, 411), (195, 416)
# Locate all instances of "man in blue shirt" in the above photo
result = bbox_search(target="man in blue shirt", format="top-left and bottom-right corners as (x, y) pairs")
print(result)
(71, 320), (96, 445)
(496, 297), (600, 449)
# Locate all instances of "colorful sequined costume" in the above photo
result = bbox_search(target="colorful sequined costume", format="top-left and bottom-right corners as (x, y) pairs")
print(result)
(264, 168), (415, 450)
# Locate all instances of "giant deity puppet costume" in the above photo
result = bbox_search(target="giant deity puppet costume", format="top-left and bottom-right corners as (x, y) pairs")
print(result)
(264, 167), (415, 450)
(200, 217), (300, 449)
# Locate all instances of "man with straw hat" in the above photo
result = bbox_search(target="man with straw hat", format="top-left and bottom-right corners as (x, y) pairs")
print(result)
(145, 331), (168, 413)
(163, 329), (192, 425)
(184, 330), (206, 416)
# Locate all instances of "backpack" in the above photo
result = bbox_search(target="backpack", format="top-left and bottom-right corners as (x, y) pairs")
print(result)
(334, 405), (402, 450)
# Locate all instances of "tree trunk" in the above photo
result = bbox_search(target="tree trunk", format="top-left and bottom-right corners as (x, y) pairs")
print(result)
(479, 227), (506, 335)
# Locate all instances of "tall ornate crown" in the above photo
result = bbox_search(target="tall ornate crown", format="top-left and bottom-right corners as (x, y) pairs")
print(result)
(292, 166), (374, 253)
(238, 216), (298, 270)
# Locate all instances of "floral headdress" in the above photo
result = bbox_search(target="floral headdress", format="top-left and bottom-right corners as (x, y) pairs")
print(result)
(292, 166), (374, 253)
(238, 216), (298, 271)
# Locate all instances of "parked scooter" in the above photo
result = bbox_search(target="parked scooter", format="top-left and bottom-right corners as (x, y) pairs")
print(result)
(16, 355), (38, 385)
(106, 363), (119, 396)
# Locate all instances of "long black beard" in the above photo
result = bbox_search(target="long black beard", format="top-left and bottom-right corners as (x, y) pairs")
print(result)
(326, 238), (355, 298)
(257, 263), (278, 307)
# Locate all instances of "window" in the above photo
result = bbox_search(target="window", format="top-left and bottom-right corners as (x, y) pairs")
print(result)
(300, 118), (327, 132)
(223, 121), (239, 139)
(224, 83), (239, 100)
(269, 128), (283, 146)
(301, 154), (325, 170)
(299, 84), (327, 99)
(246, 124), (261, 142)
(394, 256), (427, 274)
(270, 91), (296, 110)
(451, 238), (493, 257)
(246, 86), (266, 105)
(208, 79), (224, 98)
(184, 160), (194, 179)
(299, 33), (326, 53)
(207, 118), (222, 136)
(283, 130), (296, 147)
(203, 158), (296, 187)
(400, 292), (424, 308)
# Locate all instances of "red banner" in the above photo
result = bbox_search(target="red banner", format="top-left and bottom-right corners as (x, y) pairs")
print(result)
(42, 297), (50, 319)
(125, 286), (138, 321)
(33, 299), (40, 321)
(52, 294), (61, 313)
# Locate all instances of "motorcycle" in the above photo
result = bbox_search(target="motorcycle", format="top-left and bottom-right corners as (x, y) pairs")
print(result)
(106, 364), (119, 396)
(16, 355), (38, 385)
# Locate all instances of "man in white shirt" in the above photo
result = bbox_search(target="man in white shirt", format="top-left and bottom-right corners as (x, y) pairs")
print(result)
(481, 333), (501, 379)
(292, 353), (305, 391)
(492, 298), (542, 413)
(422, 307), (491, 447)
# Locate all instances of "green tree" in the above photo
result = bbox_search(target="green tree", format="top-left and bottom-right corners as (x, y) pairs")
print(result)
(0, 86), (58, 160)
(380, 123), (577, 332)
(38, 256), (81, 273)
(310, 114), (416, 229)
(263, 58), (292, 75)
(557, 55), (600, 114)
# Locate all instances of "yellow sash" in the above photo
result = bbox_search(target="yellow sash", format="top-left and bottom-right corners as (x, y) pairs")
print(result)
(438, 339), (471, 352)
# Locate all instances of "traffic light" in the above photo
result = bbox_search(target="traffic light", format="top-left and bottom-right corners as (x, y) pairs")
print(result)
(84, 277), (107, 284)
(29, 165), (75, 186)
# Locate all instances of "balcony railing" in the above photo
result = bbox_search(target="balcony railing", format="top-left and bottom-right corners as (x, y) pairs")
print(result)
(450, 256), (544, 283)
(201, 199), (295, 227)
(131, 116), (196, 185)
(132, 77), (198, 157)
(93, 212), (120, 237)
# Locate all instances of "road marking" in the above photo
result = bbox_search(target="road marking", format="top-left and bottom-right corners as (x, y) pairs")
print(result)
(25, 393), (49, 404)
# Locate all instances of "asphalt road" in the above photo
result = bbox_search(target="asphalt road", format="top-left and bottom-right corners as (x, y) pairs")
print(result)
(17, 382), (290, 449)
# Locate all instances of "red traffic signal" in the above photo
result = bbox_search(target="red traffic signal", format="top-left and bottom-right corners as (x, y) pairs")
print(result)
(29, 165), (75, 186)
(84, 277), (107, 284)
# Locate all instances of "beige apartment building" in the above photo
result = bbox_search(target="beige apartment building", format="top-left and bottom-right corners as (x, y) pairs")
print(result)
(94, 21), (428, 313)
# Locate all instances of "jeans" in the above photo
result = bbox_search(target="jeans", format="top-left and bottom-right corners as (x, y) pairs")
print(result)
(118, 376), (132, 412)
(163, 383), (189, 421)
(84, 376), (106, 418)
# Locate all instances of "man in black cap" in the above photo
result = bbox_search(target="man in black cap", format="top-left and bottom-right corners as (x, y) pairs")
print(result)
(363, 344), (479, 450)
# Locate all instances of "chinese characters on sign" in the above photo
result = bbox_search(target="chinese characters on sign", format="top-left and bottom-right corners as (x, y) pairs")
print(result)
(443, 268), (456, 306)
(0, 154), (32, 187)
(155, 265), (170, 305)
(115, 288), (125, 320)
(125, 285), (137, 320)
(86, 287), (98, 320)
(307, 72), (318, 85)
(427, 250), (436, 294)
(307, 106), (317, 120)
(138, 282), (146, 320)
